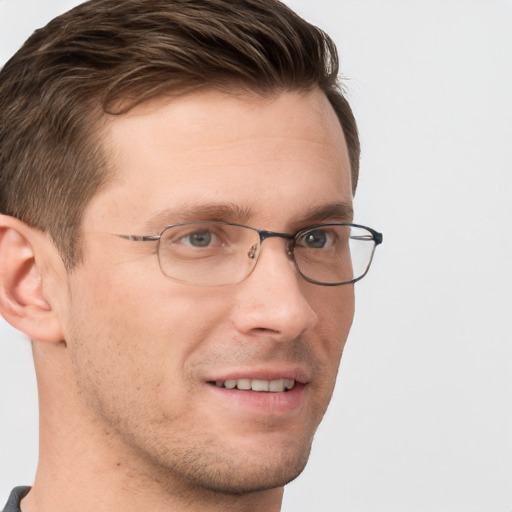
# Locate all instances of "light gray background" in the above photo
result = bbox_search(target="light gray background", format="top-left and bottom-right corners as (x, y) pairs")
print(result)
(1, 1), (511, 511)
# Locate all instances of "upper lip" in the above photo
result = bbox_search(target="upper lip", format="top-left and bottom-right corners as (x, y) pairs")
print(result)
(205, 366), (310, 385)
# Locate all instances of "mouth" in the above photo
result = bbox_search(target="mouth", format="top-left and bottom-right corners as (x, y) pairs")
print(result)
(211, 378), (296, 392)
(205, 372), (308, 415)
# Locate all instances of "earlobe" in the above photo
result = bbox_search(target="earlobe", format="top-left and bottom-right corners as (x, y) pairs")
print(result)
(0, 216), (65, 343)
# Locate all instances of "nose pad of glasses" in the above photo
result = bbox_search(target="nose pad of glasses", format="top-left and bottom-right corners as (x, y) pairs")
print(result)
(286, 241), (294, 260)
(247, 240), (294, 261)
(247, 244), (258, 259)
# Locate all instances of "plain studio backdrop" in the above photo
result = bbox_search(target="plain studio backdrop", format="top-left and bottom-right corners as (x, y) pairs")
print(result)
(1, 1), (511, 511)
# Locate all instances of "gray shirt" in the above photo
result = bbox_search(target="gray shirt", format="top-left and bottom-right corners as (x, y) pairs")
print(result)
(2, 487), (30, 512)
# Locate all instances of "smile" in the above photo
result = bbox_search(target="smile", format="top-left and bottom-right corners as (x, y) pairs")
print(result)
(213, 378), (296, 392)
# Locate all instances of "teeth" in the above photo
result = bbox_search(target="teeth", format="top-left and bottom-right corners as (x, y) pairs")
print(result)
(284, 379), (295, 390)
(215, 378), (296, 392)
(269, 379), (285, 392)
(252, 379), (269, 391)
(237, 378), (252, 390)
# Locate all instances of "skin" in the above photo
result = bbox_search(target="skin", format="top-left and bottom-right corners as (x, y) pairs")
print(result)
(0, 88), (354, 512)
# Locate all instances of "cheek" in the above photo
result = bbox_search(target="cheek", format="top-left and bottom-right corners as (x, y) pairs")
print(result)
(64, 276), (238, 439)
(313, 283), (354, 340)
(69, 251), (231, 345)
(65, 266), (235, 391)
(311, 285), (354, 379)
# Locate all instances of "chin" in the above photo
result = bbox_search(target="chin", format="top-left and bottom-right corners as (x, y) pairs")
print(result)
(149, 433), (314, 496)
(186, 450), (311, 495)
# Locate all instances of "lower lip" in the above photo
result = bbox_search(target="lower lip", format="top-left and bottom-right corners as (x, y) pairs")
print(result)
(206, 382), (306, 416)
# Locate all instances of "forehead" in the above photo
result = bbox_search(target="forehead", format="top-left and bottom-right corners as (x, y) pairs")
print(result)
(88, 88), (352, 232)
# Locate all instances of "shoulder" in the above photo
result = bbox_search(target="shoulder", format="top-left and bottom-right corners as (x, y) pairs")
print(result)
(2, 487), (30, 512)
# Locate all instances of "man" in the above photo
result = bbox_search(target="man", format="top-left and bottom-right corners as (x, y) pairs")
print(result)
(0, 1), (382, 511)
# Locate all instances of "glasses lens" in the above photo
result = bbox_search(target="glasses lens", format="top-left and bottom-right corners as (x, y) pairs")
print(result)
(157, 223), (260, 286)
(294, 224), (377, 285)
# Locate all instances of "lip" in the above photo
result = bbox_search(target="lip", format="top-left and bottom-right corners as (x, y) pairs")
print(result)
(204, 366), (310, 385)
(203, 366), (310, 416)
(206, 381), (307, 415)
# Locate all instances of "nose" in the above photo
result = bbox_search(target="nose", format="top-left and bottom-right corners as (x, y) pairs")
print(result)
(230, 237), (318, 341)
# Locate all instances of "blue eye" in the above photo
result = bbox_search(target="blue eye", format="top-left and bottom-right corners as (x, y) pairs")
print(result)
(299, 229), (329, 249)
(185, 230), (212, 247)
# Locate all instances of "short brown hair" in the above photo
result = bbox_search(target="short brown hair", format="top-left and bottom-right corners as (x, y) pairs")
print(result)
(0, 0), (360, 268)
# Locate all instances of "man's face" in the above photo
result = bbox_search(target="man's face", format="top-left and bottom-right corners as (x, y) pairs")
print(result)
(61, 88), (354, 494)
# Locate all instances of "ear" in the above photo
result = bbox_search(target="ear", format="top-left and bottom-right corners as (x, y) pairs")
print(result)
(0, 215), (65, 343)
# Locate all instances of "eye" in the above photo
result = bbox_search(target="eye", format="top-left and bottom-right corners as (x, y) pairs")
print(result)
(183, 229), (214, 247)
(161, 224), (237, 255)
(297, 228), (334, 249)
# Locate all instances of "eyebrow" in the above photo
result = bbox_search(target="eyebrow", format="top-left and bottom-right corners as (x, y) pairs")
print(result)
(293, 202), (354, 227)
(142, 203), (254, 233)
(142, 200), (354, 234)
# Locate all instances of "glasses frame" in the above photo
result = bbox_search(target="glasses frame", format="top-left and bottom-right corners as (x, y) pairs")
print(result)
(115, 222), (383, 287)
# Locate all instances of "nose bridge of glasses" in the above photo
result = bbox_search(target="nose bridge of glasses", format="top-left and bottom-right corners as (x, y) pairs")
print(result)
(257, 230), (295, 258)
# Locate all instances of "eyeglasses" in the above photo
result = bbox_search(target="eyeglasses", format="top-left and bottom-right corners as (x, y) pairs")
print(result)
(115, 222), (382, 287)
